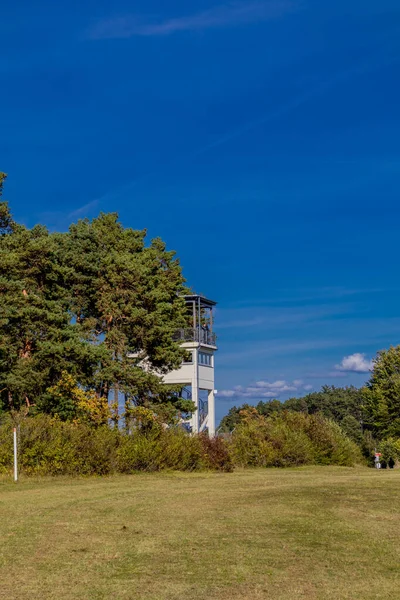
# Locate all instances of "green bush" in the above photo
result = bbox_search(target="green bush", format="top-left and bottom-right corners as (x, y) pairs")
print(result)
(198, 432), (233, 472)
(229, 411), (362, 468)
(117, 433), (164, 472)
(340, 414), (363, 445)
(0, 414), (120, 476)
(0, 410), (362, 478)
(378, 438), (400, 464)
(0, 414), (13, 473)
(0, 414), (225, 476)
(228, 418), (276, 467)
(161, 429), (204, 471)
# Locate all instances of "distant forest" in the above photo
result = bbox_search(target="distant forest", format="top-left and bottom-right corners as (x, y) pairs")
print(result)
(219, 346), (400, 465)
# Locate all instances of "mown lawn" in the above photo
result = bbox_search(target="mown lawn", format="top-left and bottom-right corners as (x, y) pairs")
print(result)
(0, 467), (399, 599)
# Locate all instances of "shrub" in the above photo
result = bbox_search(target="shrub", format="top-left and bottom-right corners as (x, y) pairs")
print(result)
(340, 415), (363, 445)
(117, 432), (164, 472)
(0, 414), (223, 476)
(199, 433), (233, 472)
(0, 414), (120, 476)
(0, 414), (13, 474)
(378, 438), (400, 464)
(267, 413), (316, 466)
(303, 414), (361, 466)
(161, 428), (204, 471)
(116, 425), (206, 473)
(229, 411), (362, 468)
(360, 430), (377, 465)
(0, 410), (363, 478)
(228, 418), (276, 467)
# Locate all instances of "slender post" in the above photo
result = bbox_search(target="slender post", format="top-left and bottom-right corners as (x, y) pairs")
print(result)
(191, 349), (199, 434)
(208, 389), (215, 437)
(13, 427), (18, 482)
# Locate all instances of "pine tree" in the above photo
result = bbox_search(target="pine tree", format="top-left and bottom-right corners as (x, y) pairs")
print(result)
(0, 189), (101, 413)
(362, 346), (400, 438)
(59, 212), (191, 411)
(0, 176), (192, 419)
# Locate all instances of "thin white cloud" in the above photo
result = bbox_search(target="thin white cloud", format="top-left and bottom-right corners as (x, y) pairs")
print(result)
(39, 200), (99, 231)
(87, 1), (298, 40)
(217, 303), (355, 330)
(68, 200), (99, 220)
(231, 287), (388, 307)
(218, 378), (300, 400)
(304, 370), (348, 379)
(335, 353), (373, 374)
(217, 338), (349, 367)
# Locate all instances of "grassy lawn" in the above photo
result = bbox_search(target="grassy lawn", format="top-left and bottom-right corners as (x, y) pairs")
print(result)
(1, 467), (399, 599)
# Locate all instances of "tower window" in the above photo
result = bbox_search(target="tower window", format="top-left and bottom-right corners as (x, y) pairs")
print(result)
(199, 352), (212, 366)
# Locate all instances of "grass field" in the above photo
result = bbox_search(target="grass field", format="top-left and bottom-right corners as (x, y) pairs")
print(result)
(1, 467), (399, 599)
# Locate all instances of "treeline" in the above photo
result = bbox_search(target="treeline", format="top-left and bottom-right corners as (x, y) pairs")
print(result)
(0, 173), (192, 422)
(219, 386), (363, 441)
(0, 409), (360, 475)
(219, 346), (400, 465)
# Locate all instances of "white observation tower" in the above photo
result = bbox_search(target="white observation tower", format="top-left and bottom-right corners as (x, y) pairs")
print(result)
(163, 295), (217, 436)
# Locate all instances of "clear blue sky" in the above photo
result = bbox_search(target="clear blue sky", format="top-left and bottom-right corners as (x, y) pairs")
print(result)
(2, 0), (400, 421)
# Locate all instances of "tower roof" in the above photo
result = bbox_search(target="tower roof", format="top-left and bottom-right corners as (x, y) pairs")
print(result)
(184, 294), (217, 308)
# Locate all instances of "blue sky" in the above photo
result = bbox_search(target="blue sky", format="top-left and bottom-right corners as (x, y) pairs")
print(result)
(2, 0), (400, 421)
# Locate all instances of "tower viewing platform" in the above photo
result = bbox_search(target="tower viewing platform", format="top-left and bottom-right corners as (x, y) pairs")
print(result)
(163, 294), (218, 436)
(173, 327), (217, 348)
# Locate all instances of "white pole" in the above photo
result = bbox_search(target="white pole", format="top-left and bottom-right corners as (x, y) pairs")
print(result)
(13, 427), (18, 482)
(208, 389), (215, 437)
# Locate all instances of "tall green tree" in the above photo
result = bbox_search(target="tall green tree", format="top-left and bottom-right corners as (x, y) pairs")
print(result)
(59, 212), (190, 409)
(362, 346), (400, 438)
(0, 177), (190, 418)
(0, 201), (100, 413)
(0, 173), (14, 235)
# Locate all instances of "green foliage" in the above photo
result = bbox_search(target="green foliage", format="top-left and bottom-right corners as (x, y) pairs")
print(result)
(377, 438), (400, 464)
(229, 410), (362, 468)
(117, 427), (204, 472)
(218, 404), (252, 433)
(117, 413), (233, 472)
(146, 385), (196, 425)
(0, 414), (231, 475)
(0, 414), (119, 476)
(218, 386), (364, 435)
(198, 433), (234, 472)
(0, 410), (358, 477)
(340, 414), (363, 444)
(43, 371), (111, 425)
(0, 172), (5, 196)
(0, 175), (190, 418)
(256, 399), (285, 416)
(362, 346), (400, 438)
(116, 432), (165, 472)
(59, 213), (189, 407)
(0, 173), (15, 235)
(284, 385), (364, 423)
(360, 430), (377, 465)
(124, 405), (163, 436)
(0, 212), (100, 412)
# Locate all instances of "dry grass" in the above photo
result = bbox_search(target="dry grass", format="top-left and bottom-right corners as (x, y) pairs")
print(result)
(1, 467), (400, 599)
